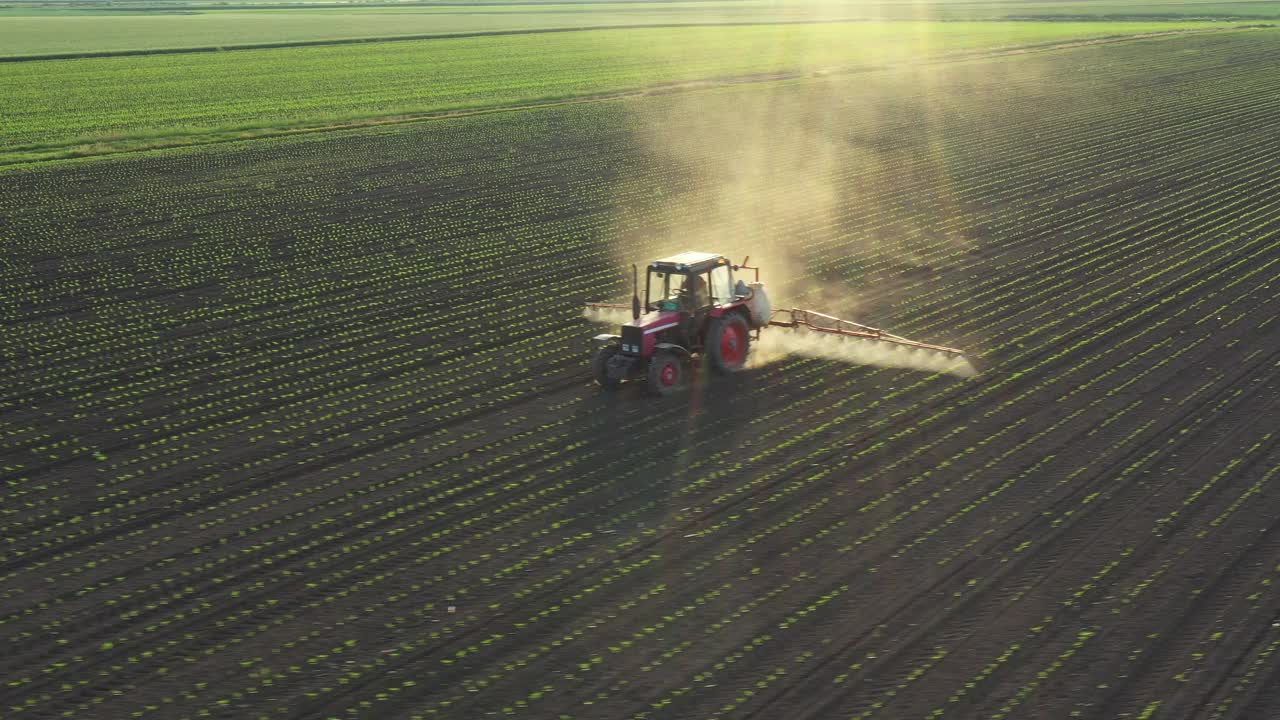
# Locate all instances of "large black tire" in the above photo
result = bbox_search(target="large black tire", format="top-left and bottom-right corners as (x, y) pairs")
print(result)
(592, 344), (621, 389)
(707, 312), (751, 374)
(646, 349), (687, 396)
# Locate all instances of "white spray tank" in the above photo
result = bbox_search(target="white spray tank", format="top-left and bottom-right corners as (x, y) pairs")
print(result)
(736, 279), (772, 329)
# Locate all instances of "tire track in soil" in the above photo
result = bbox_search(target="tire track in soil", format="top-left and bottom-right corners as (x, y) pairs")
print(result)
(1226, 631), (1280, 720)
(872, 398), (1280, 718)
(1076, 454), (1280, 719)
(961, 438), (1280, 719)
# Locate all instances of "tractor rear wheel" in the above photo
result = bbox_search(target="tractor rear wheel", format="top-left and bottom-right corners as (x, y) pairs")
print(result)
(647, 350), (687, 396)
(592, 344), (621, 389)
(707, 313), (750, 374)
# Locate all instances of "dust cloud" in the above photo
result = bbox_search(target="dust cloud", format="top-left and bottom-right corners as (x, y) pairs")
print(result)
(601, 21), (989, 377)
(582, 304), (634, 326)
(620, 78), (853, 311)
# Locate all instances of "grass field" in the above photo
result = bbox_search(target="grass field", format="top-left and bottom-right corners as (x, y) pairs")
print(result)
(0, 4), (839, 56)
(1, 0), (1278, 57)
(3, 2), (1280, 717)
(0, 20), (1250, 164)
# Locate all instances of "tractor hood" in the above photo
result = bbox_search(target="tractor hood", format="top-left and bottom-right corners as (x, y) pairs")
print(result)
(624, 310), (681, 333)
(619, 310), (681, 357)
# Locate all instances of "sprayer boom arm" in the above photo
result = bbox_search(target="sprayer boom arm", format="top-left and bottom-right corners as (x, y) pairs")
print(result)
(768, 308), (965, 356)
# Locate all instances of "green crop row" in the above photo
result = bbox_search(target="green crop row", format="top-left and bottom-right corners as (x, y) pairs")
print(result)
(0, 20), (1242, 162)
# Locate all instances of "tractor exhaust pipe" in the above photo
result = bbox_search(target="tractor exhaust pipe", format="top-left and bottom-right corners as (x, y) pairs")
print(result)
(631, 264), (641, 321)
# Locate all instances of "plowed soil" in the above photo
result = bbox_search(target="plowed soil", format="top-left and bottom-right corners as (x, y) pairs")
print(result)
(1, 30), (1278, 720)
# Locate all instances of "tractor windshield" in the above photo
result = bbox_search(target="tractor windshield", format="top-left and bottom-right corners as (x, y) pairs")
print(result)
(655, 272), (686, 302)
(648, 270), (708, 312)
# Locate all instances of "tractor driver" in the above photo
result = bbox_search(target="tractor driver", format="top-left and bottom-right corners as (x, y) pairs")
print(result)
(679, 273), (709, 311)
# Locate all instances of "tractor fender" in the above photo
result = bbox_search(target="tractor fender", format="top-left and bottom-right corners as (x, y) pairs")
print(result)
(708, 304), (753, 329)
(592, 333), (620, 347)
(653, 342), (691, 359)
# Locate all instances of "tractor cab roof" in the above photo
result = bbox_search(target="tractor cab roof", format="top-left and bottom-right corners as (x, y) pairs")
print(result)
(649, 252), (730, 275)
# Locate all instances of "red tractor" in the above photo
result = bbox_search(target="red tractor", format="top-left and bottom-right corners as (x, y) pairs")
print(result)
(586, 252), (967, 395)
(588, 252), (763, 395)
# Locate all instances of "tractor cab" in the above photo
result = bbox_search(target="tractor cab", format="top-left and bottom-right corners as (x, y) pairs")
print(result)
(588, 252), (759, 395)
(645, 252), (736, 314)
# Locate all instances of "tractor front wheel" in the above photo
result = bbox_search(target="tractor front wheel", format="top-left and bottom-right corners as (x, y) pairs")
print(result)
(707, 313), (751, 374)
(592, 344), (622, 389)
(647, 350), (687, 396)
